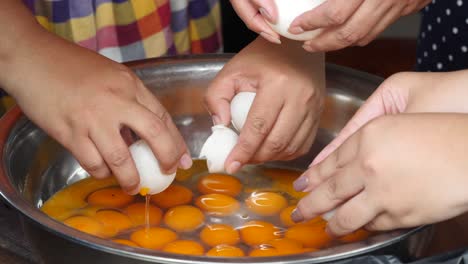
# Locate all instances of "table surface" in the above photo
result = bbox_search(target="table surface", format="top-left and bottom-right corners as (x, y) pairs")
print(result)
(2, 38), (467, 263)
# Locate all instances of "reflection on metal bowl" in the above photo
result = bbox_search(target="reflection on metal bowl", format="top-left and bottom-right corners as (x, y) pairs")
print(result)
(0, 55), (432, 264)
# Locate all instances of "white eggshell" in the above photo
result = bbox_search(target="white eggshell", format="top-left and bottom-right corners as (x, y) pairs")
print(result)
(321, 209), (336, 221)
(199, 125), (239, 173)
(129, 140), (175, 195)
(231, 92), (256, 132)
(267, 0), (326, 41)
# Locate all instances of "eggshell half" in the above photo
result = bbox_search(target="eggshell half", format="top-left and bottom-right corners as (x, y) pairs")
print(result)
(199, 125), (239, 173)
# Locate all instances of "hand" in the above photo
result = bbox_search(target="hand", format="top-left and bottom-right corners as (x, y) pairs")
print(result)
(293, 113), (468, 236)
(291, 0), (430, 52)
(230, 0), (281, 44)
(0, 26), (191, 194)
(204, 37), (325, 173)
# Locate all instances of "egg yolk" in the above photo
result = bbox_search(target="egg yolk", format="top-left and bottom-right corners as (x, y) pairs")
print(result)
(124, 202), (162, 226)
(162, 240), (205, 256)
(150, 184), (193, 209)
(195, 193), (240, 216)
(285, 222), (332, 249)
(262, 168), (306, 199)
(280, 206), (324, 227)
(239, 221), (282, 246)
(64, 215), (104, 238)
(206, 245), (245, 257)
(197, 174), (242, 197)
(94, 210), (133, 237)
(249, 247), (279, 257)
(164, 205), (204, 232)
(87, 187), (135, 208)
(130, 227), (178, 249)
(245, 192), (287, 216)
(112, 239), (139, 247)
(339, 229), (370, 243)
(200, 224), (240, 247)
(265, 238), (304, 255)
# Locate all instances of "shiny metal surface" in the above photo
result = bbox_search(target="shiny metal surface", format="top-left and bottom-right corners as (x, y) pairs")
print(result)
(0, 55), (433, 264)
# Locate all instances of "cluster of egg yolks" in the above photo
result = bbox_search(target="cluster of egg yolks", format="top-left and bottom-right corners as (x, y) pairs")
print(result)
(197, 174), (242, 197)
(195, 193), (240, 216)
(162, 240), (205, 255)
(164, 205), (204, 232)
(112, 239), (139, 247)
(87, 187), (135, 208)
(200, 224), (240, 247)
(245, 192), (287, 216)
(124, 202), (162, 226)
(150, 184), (193, 209)
(339, 229), (370, 243)
(206, 245), (245, 257)
(285, 222), (333, 248)
(94, 210), (132, 237)
(239, 221), (281, 246)
(130, 227), (177, 250)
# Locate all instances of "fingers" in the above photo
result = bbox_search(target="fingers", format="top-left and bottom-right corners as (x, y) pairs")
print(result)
(280, 113), (319, 160)
(293, 165), (365, 222)
(326, 192), (378, 236)
(303, 0), (392, 52)
(357, 4), (405, 46)
(289, 0), (364, 33)
(225, 89), (284, 173)
(230, 0), (281, 43)
(204, 77), (237, 125)
(89, 124), (140, 194)
(124, 104), (186, 174)
(251, 102), (307, 162)
(70, 136), (111, 179)
(250, 0), (278, 23)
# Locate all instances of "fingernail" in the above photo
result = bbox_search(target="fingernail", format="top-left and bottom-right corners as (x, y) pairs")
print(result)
(260, 32), (282, 44)
(293, 174), (309, 191)
(302, 44), (314, 52)
(227, 161), (241, 174)
(179, 153), (193, 170)
(212, 115), (221, 125)
(291, 208), (304, 223)
(259, 8), (273, 23)
(289, 26), (304, 34)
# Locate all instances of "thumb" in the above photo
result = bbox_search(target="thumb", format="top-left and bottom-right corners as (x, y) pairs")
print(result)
(312, 82), (408, 166)
(204, 77), (236, 126)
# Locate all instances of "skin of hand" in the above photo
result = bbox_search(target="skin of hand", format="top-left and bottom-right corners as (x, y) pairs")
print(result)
(232, 0), (430, 52)
(204, 37), (325, 174)
(0, 1), (192, 194)
(291, 70), (468, 236)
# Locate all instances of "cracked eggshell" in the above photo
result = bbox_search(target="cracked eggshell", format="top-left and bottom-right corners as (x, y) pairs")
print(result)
(199, 125), (239, 173)
(129, 140), (175, 195)
(267, 0), (326, 41)
(231, 92), (256, 132)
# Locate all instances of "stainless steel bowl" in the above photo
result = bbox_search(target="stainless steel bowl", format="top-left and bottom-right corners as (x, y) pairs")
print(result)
(0, 55), (432, 264)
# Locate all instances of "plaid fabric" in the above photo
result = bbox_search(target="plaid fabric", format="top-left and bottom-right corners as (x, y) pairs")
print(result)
(21, 0), (223, 62)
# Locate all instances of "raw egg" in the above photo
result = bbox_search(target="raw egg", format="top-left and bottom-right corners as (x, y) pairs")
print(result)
(94, 210), (132, 237)
(129, 140), (176, 195)
(265, 238), (304, 255)
(124, 202), (162, 226)
(130, 227), (177, 249)
(285, 222), (332, 249)
(112, 239), (139, 247)
(162, 240), (205, 256)
(206, 245), (245, 257)
(200, 224), (240, 247)
(249, 247), (279, 257)
(245, 192), (287, 216)
(267, 0), (325, 41)
(164, 205), (204, 232)
(150, 184), (193, 209)
(64, 215), (104, 238)
(239, 220), (282, 246)
(197, 174), (242, 197)
(87, 187), (135, 208)
(195, 193), (240, 216)
(199, 125), (238, 173)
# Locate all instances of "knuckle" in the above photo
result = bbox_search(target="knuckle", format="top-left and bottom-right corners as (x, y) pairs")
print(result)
(334, 214), (356, 233)
(107, 147), (131, 168)
(336, 28), (361, 46)
(145, 118), (165, 139)
(285, 144), (299, 156)
(264, 137), (287, 154)
(237, 137), (256, 156)
(325, 177), (339, 201)
(82, 160), (108, 176)
(325, 7), (346, 25)
(248, 116), (269, 136)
